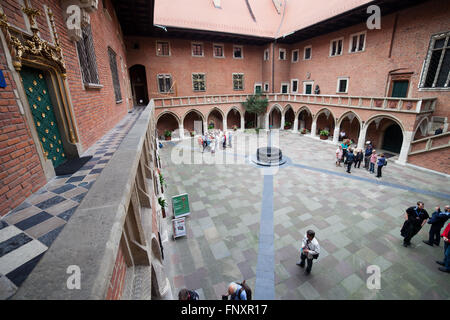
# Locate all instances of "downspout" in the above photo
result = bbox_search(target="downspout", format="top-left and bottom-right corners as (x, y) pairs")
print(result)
(272, 0), (287, 93)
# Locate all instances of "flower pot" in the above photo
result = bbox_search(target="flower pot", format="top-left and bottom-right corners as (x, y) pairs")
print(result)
(165, 136), (171, 141)
(320, 135), (328, 140)
(284, 126), (291, 130)
(301, 131), (306, 134)
(161, 208), (166, 218)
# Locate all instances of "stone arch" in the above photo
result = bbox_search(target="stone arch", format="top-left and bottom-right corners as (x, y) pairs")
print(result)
(206, 107), (224, 130)
(156, 111), (180, 138)
(413, 116), (430, 140)
(364, 114), (405, 153)
(314, 108), (336, 136)
(182, 109), (205, 134)
(226, 106), (242, 129)
(337, 111), (362, 142)
(268, 104), (282, 129)
(129, 64), (149, 106)
(283, 104), (295, 129)
(295, 105), (313, 118)
(296, 106), (313, 132)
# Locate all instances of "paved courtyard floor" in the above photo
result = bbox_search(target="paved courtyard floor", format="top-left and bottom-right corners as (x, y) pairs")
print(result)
(160, 131), (450, 300)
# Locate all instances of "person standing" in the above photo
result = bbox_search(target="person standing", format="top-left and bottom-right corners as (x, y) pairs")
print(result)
(296, 230), (320, 274)
(354, 149), (363, 168)
(423, 205), (450, 246)
(436, 221), (450, 273)
(335, 145), (343, 167)
(178, 288), (200, 300)
(375, 153), (387, 178)
(402, 201), (429, 247)
(341, 141), (349, 160)
(435, 125), (443, 135)
(369, 150), (377, 174)
(222, 132), (227, 149)
(223, 282), (249, 300)
(364, 142), (373, 170)
(345, 148), (355, 173)
(228, 131), (232, 147)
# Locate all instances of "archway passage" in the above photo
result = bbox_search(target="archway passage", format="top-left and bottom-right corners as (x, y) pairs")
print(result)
(129, 65), (149, 106)
(156, 113), (179, 138)
(269, 108), (281, 129)
(316, 112), (335, 136)
(183, 110), (204, 135)
(284, 108), (295, 129)
(298, 109), (312, 131)
(207, 109), (223, 130)
(227, 109), (241, 129)
(245, 111), (257, 128)
(382, 123), (403, 153)
(340, 116), (360, 143)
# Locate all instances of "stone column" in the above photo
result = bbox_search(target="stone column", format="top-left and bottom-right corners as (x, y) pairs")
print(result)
(311, 119), (317, 137)
(357, 124), (367, 149)
(179, 123), (185, 139)
(333, 126), (340, 144)
(281, 114), (285, 130)
(293, 117), (299, 133)
(240, 114), (245, 131)
(265, 113), (269, 131)
(397, 131), (413, 165)
(203, 121), (208, 133)
(223, 117), (227, 132)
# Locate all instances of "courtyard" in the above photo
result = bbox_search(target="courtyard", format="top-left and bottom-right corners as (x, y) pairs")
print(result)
(160, 131), (450, 300)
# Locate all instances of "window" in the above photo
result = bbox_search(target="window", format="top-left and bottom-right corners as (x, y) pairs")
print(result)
(156, 41), (170, 56)
(279, 48), (286, 60)
(264, 49), (269, 61)
(330, 38), (343, 57)
(233, 74), (244, 90)
(192, 73), (206, 91)
(349, 32), (366, 53)
(264, 82), (269, 92)
(391, 80), (409, 97)
(76, 24), (100, 85)
(304, 46), (312, 60)
(233, 46), (243, 59)
(281, 83), (289, 93)
(157, 74), (172, 93)
(292, 49), (299, 62)
(213, 44), (224, 58)
(420, 32), (450, 88)
(291, 79), (298, 93)
(337, 77), (349, 93)
(254, 83), (262, 94)
(303, 81), (314, 94)
(108, 47), (122, 102)
(192, 43), (204, 56)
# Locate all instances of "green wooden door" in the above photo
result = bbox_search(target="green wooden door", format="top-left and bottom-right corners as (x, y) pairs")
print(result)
(21, 67), (67, 167)
(391, 80), (409, 98)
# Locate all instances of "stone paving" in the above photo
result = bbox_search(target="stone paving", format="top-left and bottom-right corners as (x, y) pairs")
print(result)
(0, 107), (144, 299)
(160, 131), (450, 300)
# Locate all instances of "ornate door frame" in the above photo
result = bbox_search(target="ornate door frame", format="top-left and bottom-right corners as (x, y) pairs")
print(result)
(0, 7), (82, 178)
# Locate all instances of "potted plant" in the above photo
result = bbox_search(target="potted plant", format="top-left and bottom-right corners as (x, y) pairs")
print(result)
(255, 128), (260, 134)
(232, 125), (238, 131)
(343, 138), (352, 145)
(159, 172), (166, 193)
(300, 128), (309, 134)
(208, 122), (214, 130)
(164, 130), (172, 141)
(190, 131), (196, 137)
(319, 129), (329, 140)
(158, 197), (168, 218)
(284, 121), (292, 130)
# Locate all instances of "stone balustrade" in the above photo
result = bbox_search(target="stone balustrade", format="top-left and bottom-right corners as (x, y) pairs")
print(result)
(409, 131), (450, 155)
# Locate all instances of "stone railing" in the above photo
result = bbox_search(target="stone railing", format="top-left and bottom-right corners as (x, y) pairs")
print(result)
(13, 100), (168, 299)
(153, 93), (437, 114)
(409, 131), (450, 155)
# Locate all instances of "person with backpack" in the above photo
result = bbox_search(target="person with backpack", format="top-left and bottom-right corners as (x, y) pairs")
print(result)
(178, 288), (200, 300)
(401, 201), (429, 247)
(223, 281), (251, 300)
(364, 142), (373, 170)
(344, 148), (355, 174)
(423, 205), (450, 246)
(375, 153), (387, 178)
(296, 229), (320, 274)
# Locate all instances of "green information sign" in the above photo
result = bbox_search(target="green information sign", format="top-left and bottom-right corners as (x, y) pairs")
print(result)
(172, 193), (190, 218)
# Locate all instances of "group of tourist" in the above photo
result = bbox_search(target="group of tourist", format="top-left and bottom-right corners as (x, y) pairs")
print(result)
(198, 129), (232, 153)
(335, 141), (387, 177)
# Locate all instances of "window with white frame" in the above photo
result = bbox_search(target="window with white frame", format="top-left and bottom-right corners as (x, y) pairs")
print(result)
(264, 82), (269, 92)
(279, 48), (286, 60)
(156, 41), (170, 56)
(192, 42), (204, 56)
(281, 83), (289, 94)
(233, 46), (243, 59)
(157, 74), (172, 93)
(254, 83), (262, 94)
(233, 73), (244, 90)
(349, 31), (366, 53)
(264, 49), (269, 61)
(303, 81), (314, 94)
(213, 44), (224, 58)
(420, 31), (450, 89)
(330, 38), (343, 57)
(291, 79), (298, 93)
(304, 46), (312, 60)
(192, 73), (206, 91)
(337, 77), (349, 93)
(292, 49), (299, 62)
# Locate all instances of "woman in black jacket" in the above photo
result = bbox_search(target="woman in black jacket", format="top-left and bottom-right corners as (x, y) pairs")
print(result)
(354, 149), (364, 168)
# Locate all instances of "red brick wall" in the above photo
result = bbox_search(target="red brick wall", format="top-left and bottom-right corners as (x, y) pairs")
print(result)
(408, 148), (450, 175)
(126, 37), (264, 98)
(106, 245), (127, 300)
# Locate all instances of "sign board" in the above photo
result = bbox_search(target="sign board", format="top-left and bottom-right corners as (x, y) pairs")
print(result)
(172, 193), (190, 218)
(172, 217), (186, 239)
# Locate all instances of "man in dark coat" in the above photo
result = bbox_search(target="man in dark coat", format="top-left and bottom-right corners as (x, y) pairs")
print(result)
(345, 148), (355, 174)
(364, 142), (372, 170)
(402, 201), (429, 247)
(423, 205), (450, 246)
